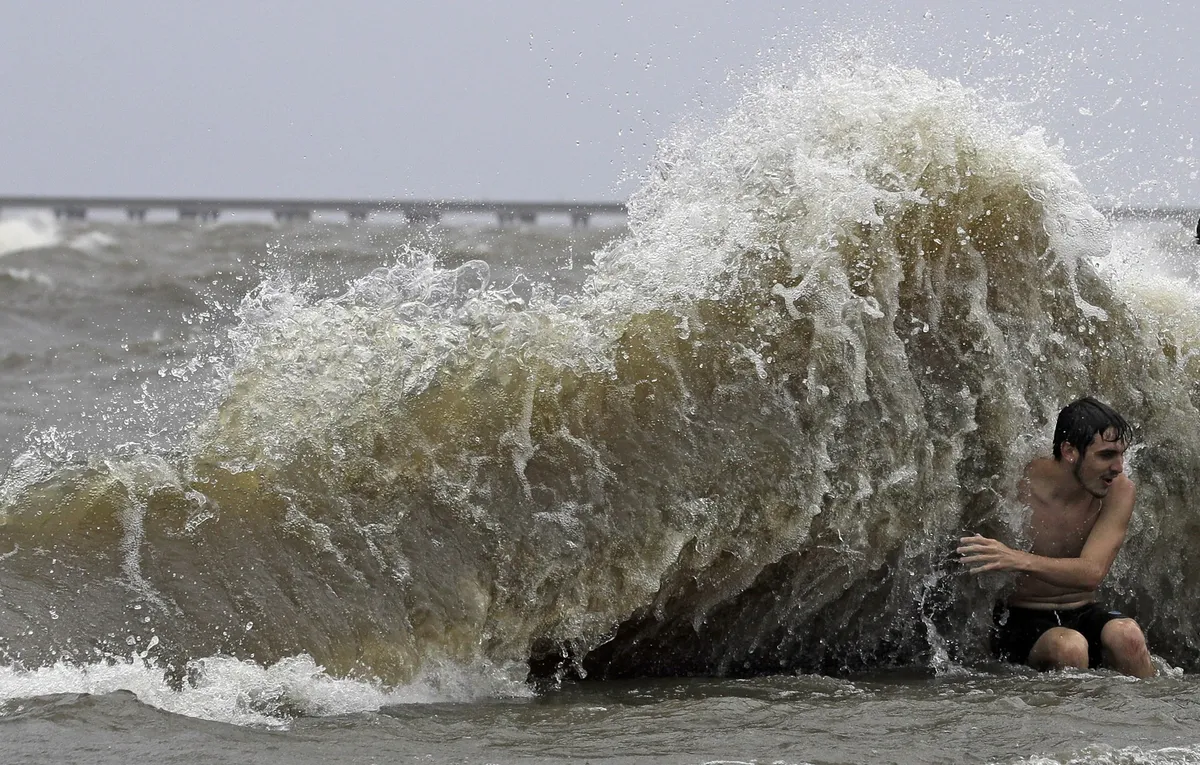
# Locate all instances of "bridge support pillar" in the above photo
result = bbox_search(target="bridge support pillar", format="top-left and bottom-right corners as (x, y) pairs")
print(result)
(274, 209), (312, 223)
(127, 208), (148, 222)
(570, 212), (591, 228)
(54, 206), (87, 220)
(180, 208), (220, 222)
(406, 210), (441, 225)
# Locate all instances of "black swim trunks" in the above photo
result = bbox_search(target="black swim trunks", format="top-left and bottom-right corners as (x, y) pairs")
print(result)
(991, 602), (1127, 669)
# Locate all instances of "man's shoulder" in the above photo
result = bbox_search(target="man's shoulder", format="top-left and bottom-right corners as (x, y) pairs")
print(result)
(1106, 473), (1136, 507)
(1025, 455), (1056, 472)
(1021, 456), (1057, 484)
(1017, 457), (1055, 507)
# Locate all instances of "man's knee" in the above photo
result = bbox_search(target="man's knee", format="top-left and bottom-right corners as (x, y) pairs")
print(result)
(1030, 627), (1089, 669)
(1101, 618), (1148, 658)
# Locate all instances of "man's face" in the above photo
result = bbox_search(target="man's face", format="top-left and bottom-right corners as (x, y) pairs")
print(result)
(1071, 429), (1127, 498)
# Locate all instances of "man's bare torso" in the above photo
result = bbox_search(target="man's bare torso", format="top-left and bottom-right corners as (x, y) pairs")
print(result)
(1009, 457), (1106, 609)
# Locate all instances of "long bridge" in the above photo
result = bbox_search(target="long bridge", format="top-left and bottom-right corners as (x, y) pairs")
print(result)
(0, 195), (1194, 229)
(0, 195), (628, 227)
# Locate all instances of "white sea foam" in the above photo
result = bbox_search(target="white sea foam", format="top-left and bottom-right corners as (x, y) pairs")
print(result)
(0, 267), (54, 287)
(68, 230), (119, 254)
(1015, 743), (1200, 765)
(0, 653), (531, 728)
(0, 215), (61, 257)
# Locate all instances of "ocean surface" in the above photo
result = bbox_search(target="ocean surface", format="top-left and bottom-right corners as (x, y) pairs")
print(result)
(3, 63), (1200, 764)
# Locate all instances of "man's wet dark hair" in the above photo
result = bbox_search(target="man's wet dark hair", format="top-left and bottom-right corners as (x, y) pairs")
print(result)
(1052, 396), (1133, 460)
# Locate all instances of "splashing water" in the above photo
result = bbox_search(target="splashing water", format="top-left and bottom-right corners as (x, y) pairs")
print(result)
(4, 61), (1200, 723)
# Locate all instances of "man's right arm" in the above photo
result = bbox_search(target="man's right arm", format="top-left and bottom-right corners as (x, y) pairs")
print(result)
(958, 476), (1135, 588)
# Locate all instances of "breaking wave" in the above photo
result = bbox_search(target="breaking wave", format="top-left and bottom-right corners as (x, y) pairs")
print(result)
(4, 60), (1200, 722)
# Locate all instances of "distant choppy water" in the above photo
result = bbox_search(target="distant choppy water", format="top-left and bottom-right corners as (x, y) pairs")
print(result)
(4, 62), (1200, 765)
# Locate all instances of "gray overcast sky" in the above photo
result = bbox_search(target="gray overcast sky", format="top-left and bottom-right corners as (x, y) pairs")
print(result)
(1, 1), (1195, 204)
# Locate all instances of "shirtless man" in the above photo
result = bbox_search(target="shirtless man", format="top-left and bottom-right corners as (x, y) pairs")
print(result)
(957, 396), (1155, 677)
